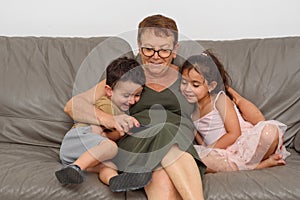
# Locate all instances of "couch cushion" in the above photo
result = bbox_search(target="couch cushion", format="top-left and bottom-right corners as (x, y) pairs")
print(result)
(0, 37), (134, 147)
(202, 148), (300, 200)
(294, 132), (300, 153)
(0, 143), (126, 200)
(174, 37), (300, 147)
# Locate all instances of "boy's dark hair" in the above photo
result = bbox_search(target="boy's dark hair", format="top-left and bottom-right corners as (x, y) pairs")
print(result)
(106, 57), (145, 89)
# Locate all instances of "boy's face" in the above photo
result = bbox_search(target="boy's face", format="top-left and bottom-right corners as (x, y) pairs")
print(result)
(107, 81), (143, 112)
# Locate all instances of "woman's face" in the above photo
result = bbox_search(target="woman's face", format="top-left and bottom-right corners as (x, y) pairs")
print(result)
(139, 29), (178, 77)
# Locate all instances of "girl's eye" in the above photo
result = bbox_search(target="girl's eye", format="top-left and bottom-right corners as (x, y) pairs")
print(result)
(193, 84), (200, 88)
(181, 79), (187, 84)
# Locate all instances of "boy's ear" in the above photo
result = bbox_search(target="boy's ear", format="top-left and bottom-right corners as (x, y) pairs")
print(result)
(208, 81), (217, 93)
(105, 85), (113, 97)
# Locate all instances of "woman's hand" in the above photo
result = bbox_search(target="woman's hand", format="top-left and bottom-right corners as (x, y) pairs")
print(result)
(227, 87), (265, 124)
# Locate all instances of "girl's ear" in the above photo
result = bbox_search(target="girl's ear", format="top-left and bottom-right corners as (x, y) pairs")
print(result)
(105, 85), (113, 97)
(208, 81), (217, 93)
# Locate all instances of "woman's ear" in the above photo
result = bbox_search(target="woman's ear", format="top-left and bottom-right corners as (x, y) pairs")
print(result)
(138, 41), (142, 54)
(208, 81), (217, 93)
(105, 85), (113, 97)
(172, 43), (179, 59)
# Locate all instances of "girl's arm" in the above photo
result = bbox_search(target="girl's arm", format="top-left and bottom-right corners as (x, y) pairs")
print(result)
(227, 87), (265, 125)
(213, 93), (241, 149)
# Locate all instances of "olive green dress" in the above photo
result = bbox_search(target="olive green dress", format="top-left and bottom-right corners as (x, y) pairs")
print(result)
(114, 76), (206, 177)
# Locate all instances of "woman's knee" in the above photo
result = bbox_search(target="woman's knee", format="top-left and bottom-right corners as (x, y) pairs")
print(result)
(145, 169), (181, 200)
(162, 145), (192, 167)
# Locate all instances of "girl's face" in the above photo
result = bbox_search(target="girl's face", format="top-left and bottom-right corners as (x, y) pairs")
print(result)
(180, 68), (209, 103)
(138, 29), (178, 77)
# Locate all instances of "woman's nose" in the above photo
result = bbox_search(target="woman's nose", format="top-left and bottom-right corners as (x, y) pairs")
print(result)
(152, 51), (160, 59)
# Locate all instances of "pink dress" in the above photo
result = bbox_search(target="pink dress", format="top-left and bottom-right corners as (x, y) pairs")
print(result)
(193, 91), (290, 171)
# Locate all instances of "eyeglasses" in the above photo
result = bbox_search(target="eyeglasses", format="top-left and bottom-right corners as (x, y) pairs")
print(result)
(141, 47), (173, 59)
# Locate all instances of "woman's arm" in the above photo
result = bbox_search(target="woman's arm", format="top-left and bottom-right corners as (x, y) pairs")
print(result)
(227, 87), (265, 124)
(64, 79), (107, 125)
(213, 93), (241, 149)
(64, 80), (139, 133)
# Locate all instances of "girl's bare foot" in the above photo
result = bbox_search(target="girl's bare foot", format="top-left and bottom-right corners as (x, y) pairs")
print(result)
(256, 154), (286, 169)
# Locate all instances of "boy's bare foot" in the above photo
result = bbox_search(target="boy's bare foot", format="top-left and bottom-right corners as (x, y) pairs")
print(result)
(256, 154), (286, 169)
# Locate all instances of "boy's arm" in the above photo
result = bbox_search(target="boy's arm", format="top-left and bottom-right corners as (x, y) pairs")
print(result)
(227, 87), (265, 125)
(64, 80), (139, 134)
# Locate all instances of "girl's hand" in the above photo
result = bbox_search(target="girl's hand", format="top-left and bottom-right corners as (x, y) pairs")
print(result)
(195, 130), (204, 145)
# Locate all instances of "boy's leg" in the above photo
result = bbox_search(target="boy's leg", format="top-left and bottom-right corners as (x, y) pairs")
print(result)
(56, 139), (118, 184)
(74, 139), (118, 170)
(95, 161), (118, 185)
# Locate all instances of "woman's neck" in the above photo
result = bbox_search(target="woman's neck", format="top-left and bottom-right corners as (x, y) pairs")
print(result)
(145, 65), (178, 92)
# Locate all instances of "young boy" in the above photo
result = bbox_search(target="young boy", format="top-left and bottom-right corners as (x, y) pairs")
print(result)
(55, 57), (145, 185)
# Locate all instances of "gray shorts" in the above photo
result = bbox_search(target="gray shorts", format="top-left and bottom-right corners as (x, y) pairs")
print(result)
(59, 126), (107, 165)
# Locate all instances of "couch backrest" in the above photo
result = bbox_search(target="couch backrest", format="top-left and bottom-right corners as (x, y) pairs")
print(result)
(174, 37), (300, 147)
(0, 36), (134, 148)
(1, 36), (299, 149)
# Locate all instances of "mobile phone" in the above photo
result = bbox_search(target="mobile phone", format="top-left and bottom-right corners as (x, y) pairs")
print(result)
(128, 123), (150, 133)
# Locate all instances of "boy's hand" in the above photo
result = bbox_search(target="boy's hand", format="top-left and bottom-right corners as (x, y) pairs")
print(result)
(97, 112), (139, 135)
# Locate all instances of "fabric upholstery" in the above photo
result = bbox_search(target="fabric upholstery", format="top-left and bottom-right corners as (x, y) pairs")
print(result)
(0, 36), (299, 200)
(175, 37), (300, 147)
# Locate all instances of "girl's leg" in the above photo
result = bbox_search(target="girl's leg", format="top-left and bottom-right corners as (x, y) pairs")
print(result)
(161, 145), (204, 200)
(145, 168), (182, 200)
(250, 124), (282, 169)
(255, 154), (286, 169)
(259, 124), (279, 160)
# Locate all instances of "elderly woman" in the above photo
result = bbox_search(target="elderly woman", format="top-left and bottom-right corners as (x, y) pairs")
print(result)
(64, 14), (205, 200)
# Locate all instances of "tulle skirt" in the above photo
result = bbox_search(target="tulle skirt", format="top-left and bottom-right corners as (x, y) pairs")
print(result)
(194, 120), (291, 171)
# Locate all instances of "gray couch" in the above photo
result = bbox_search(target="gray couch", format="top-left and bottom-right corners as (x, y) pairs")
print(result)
(0, 36), (299, 200)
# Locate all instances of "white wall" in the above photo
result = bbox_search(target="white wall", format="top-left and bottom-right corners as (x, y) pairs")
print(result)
(1, 0), (299, 40)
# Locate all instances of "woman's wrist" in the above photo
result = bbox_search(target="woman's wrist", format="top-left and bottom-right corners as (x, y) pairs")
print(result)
(95, 108), (106, 126)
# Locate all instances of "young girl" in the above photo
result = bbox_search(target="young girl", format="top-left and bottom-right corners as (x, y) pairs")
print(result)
(180, 50), (290, 172)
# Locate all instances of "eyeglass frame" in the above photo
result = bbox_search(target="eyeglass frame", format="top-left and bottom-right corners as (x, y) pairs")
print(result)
(140, 47), (173, 59)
